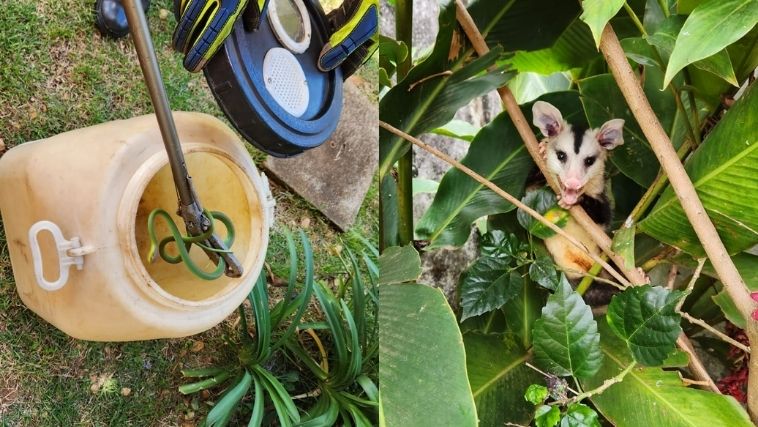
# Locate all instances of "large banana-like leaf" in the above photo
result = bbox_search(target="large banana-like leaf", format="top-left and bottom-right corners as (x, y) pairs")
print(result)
(663, 0), (758, 87)
(580, 0), (625, 47)
(464, 333), (541, 426)
(582, 319), (753, 427)
(378, 0), (511, 179)
(639, 81), (758, 256)
(379, 284), (478, 427)
(416, 92), (583, 248)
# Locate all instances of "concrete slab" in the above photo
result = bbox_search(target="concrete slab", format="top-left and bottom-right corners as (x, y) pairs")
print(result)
(264, 81), (378, 231)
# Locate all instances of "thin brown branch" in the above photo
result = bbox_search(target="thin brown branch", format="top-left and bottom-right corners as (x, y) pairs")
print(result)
(680, 312), (751, 353)
(380, 121), (631, 287)
(453, 0), (647, 286)
(676, 334), (720, 393)
(407, 71), (453, 91)
(524, 362), (580, 396)
(676, 258), (706, 312)
(554, 362), (637, 406)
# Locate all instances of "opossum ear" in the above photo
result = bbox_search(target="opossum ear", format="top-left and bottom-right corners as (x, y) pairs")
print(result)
(597, 119), (625, 150)
(532, 101), (564, 138)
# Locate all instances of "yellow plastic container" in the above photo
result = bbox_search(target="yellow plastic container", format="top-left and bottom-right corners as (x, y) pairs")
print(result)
(0, 113), (275, 341)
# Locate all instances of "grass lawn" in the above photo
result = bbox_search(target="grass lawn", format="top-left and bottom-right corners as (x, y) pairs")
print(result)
(0, 0), (377, 425)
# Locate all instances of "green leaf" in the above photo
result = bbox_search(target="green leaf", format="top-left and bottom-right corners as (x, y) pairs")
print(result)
(524, 384), (549, 405)
(639, 80), (758, 256)
(459, 231), (524, 320)
(430, 119), (480, 142)
(465, 333), (542, 426)
(712, 289), (746, 329)
(535, 405), (561, 427)
(611, 222), (635, 271)
(505, 266), (546, 349)
(378, 35), (408, 83)
(379, 0), (511, 178)
(517, 188), (569, 239)
(412, 178), (440, 195)
(508, 18), (599, 74)
(381, 174), (399, 249)
(507, 72), (573, 104)
(206, 372), (252, 427)
(532, 277), (603, 379)
(529, 254), (560, 291)
(378, 245), (421, 285)
(561, 403), (601, 427)
(582, 318), (754, 427)
(647, 15), (739, 87)
(606, 285), (683, 366)
(379, 284), (477, 427)
(580, 0), (625, 48)
(663, 0), (758, 87)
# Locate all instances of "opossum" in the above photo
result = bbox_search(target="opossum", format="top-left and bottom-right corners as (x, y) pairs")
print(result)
(529, 101), (624, 284)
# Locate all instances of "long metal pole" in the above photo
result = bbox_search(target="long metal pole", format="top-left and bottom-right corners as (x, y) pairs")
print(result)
(122, 0), (194, 206)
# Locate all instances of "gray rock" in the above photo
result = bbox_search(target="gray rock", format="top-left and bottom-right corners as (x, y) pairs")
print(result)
(264, 81), (378, 230)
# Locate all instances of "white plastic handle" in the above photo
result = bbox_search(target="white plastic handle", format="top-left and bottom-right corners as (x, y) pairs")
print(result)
(28, 221), (85, 291)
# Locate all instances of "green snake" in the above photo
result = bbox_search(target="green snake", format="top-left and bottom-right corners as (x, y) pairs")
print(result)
(146, 208), (236, 280)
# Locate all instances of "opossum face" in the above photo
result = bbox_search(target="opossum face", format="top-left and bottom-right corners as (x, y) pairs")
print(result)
(532, 101), (625, 205)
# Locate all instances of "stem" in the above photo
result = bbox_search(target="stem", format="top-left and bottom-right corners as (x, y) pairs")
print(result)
(656, 0), (670, 17)
(395, 0), (414, 245)
(676, 334), (720, 392)
(599, 24), (753, 319)
(576, 263), (604, 295)
(675, 257), (706, 312)
(680, 312), (751, 353)
(454, 0), (647, 286)
(554, 362), (637, 406)
(623, 3), (646, 36)
(681, 68), (702, 141)
(380, 121), (632, 288)
(525, 362), (580, 396)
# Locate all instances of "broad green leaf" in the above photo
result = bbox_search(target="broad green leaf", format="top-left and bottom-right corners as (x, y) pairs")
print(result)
(379, 284), (477, 427)
(606, 285), (683, 366)
(580, 0), (625, 48)
(561, 403), (601, 427)
(379, 0), (511, 178)
(517, 188), (569, 239)
(647, 15), (738, 87)
(459, 231), (523, 320)
(611, 222), (635, 271)
(504, 268), (546, 349)
(639, 81), (758, 256)
(713, 289), (746, 329)
(508, 18), (599, 74)
(378, 245), (421, 285)
(412, 178), (439, 195)
(583, 318), (753, 427)
(663, 0), (758, 87)
(378, 35), (408, 83)
(529, 254), (560, 291)
(431, 120), (480, 142)
(507, 72), (573, 104)
(532, 277), (602, 379)
(465, 333), (542, 426)
(673, 252), (758, 291)
(380, 174), (399, 249)
(468, 0), (581, 53)
(536, 405), (561, 427)
(524, 384), (549, 405)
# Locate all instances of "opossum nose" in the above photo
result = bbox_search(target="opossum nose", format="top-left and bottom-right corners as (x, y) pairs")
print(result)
(563, 178), (582, 190)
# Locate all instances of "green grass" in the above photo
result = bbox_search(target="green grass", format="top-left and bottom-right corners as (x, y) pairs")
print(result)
(0, 1), (377, 425)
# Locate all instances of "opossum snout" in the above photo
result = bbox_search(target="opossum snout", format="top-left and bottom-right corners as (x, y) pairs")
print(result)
(562, 177), (582, 190)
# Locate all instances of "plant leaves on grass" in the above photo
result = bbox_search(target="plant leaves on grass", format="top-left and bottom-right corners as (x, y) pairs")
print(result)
(580, 0), (625, 48)
(639, 80), (758, 256)
(459, 231), (525, 320)
(532, 277), (602, 379)
(606, 285), (683, 366)
(417, 92), (584, 248)
(582, 319), (753, 427)
(464, 333), (542, 427)
(377, 245), (421, 285)
(663, 0), (758, 87)
(379, 284), (477, 427)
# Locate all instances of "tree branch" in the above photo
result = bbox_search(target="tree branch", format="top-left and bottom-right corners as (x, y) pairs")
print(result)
(453, 0), (647, 287)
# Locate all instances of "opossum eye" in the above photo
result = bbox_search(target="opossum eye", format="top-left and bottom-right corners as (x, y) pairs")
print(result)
(556, 150), (567, 162)
(584, 156), (596, 167)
